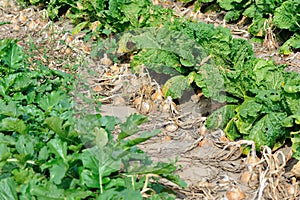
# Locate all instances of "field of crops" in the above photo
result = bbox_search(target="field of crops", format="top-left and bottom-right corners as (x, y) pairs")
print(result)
(0, 0), (299, 199)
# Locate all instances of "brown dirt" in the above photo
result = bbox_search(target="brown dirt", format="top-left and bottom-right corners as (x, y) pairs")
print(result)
(1, 1), (300, 199)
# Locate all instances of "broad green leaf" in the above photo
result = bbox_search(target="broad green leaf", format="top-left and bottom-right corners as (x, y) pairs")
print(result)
(0, 143), (10, 161)
(0, 178), (18, 200)
(248, 17), (266, 36)
(47, 138), (68, 163)
(0, 101), (18, 117)
(0, 133), (16, 145)
(281, 115), (295, 127)
(162, 75), (190, 99)
(254, 90), (283, 112)
(44, 116), (64, 135)
(99, 116), (121, 132)
(1, 40), (23, 70)
(274, 0), (300, 32)
(121, 129), (160, 149)
(122, 1), (150, 27)
(291, 131), (300, 160)
(38, 146), (49, 161)
(97, 188), (143, 200)
(118, 114), (148, 140)
(0, 117), (27, 134)
(180, 58), (194, 67)
(247, 113), (288, 150)
(243, 4), (256, 18)
(81, 146), (121, 177)
(284, 93), (300, 115)
(217, 0), (245, 10)
(11, 168), (38, 186)
(38, 91), (63, 112)
(283, 71), (300, 93)
(126, 160), (185, 187)
(94, 127), (109, 148)
(236, 98), (262, 118)
(233, 98), (263, 134)
(224, 10), (241, 21)
(132, 49), (182, 76)
(205, 104), (238, 130)
(104, 178), (126, 190)
(30, 182), (65, 199)
(80, 169), (100, 188)
(15, 135), (35, 157)
(194, 64), (226, 102)
(279, 33), (300, 55)
(10, 73), (36, 92)
(64, 189), (93, 199)
(225, 118), (240, 141)
(252, 59), (285, 90)
(49, 161), (68, 185)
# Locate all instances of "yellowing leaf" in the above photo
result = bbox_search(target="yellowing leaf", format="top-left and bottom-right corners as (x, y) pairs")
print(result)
(72, 22), (89, 35)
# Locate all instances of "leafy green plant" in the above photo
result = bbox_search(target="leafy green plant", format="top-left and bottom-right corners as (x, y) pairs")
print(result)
(18, 0), (173, 38)
(96, 14), (300, 158)
(0, 39), (185, 199)
(182, 0), (300, 53)
(273, 0), (300, 54)
(18, 0), (300, 163)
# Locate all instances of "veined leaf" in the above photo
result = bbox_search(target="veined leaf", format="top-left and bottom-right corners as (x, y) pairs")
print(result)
(195, 64), (226, 102)
(279, 33), (300, 55)
(72, 21), (89, 35)
(15, 135), (35, 157)
(0, 178), (18, 200)
(121, 129), (160, 149)
(118, 114), (148, 140)
(94, 127), (109, 148)
(98, 188), (143, 200)
(0, 117), (27, 134)
(162, 75), (190, 99)
(247, 112), (288, 150)
(0, 101), (18, 117)
(44, 116), (64, 135)
(30, 182), (65, 199)
(38, 91), (63, 112)
(47, 138), (68, 163)
(274, 0), (300, 32)
(0, 143), (10, 161)
(49, 161), (68, 185)
(206, 104), (238, 130)
(0, 39), (23, 71)
(291, 131), (300, 160)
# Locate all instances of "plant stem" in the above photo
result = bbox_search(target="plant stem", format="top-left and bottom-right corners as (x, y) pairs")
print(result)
(99, 167), (103, 194)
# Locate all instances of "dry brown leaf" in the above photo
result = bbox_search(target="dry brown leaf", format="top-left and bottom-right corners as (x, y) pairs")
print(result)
(291, 161), (300, 177)
(226, 188), (246, 200)
(82, 44), (90, 53)
(110, 64), (120, 72)
(100, 54), (113, 66)
(165, 124), (178, 132)
(198, 139), (207, 147)
(65, 48), (72, 55)
(165, 135), (172, 141)
(151, 89), (164, 101)
(240, 171), (251, 184)
(93, 85), (101, 92)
